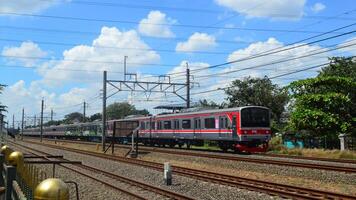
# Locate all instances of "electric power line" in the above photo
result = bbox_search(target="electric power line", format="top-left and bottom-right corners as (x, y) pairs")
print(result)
(0, 11), (352, 34)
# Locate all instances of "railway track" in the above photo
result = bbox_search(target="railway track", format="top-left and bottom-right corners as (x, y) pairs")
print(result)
(254, 153), (356, 164)
(14, 139), (356, 200)
(8, 140), (194, 200)
(37, 138), (356, 173)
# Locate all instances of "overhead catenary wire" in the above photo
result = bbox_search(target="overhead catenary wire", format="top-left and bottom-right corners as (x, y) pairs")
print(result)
(0, 25), (255, 45)
(168, 23), (356, 76)
(0, 11), (353, 34)
(189, 62), (331, 96)
(192, 40), (356, 79)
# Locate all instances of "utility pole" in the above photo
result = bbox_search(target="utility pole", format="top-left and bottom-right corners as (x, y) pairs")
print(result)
(83, 101), (86, 122)
(12, 114), (14, 129)
(102, 71), (107, 151)
(21, 108), (24, 140)
(186, 62), (190, 109)
(40, 99), (44, 142)
(51, 109), (53, 121)
(34, 115), (36, 127)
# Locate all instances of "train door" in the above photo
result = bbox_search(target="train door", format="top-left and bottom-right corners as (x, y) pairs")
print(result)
(194, 117), (201, 138)
(232, 115), (237, 138)
(218, 116), (223, 138)
(173, 119), (180, 138)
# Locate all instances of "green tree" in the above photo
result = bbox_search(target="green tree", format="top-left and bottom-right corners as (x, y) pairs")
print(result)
(106, 102), (149, 120)
(318, 57), (356, 80)
(198, 99), (221, 108)
(89, 113), (102, 121)
(63, 112), (84, 124)
(289, 57), (356, 137)
(225, 76), (289, 122)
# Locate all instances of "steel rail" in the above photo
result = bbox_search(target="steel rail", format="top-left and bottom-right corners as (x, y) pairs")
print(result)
(39, 138), (356, 172)
(19, 140), (356, 200)
(8, 141), (195, 200)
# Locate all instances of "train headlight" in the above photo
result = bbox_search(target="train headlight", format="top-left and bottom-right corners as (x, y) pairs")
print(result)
(244, 130), (247, 134)
(266, 130), (269, 134)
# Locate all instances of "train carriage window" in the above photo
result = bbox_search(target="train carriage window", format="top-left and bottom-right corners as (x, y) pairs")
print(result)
(164, 121), (171, 129)
(157, 121), (162, 130)
(140, 122), (145, 130)
(219, 117), (229, 129)
(151, 122), (155, 130)
(204, 117), (216, 129)
(182, 119), (191, 129)
(145, 121), (150, 129)
(194, 118), (201, 129)
(173, 120), (180, 129)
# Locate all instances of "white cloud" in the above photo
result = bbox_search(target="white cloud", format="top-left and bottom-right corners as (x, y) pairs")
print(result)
(311, 2), (326, 13)
(1, 79), (103, 123)
(176, 33), (217, 52)
(0, 0), (64, 14)
(214, 0), (306, 20)
(1, 80), (56, 122)
(2, 41), (47, 67)
(138, 10), (176, 38)
(337, 37), (356, 55)
(40, 26), (160, 86)
(223, 37), (329, 85)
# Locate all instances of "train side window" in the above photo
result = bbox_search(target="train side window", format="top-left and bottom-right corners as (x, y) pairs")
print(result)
(145, 121), (150, 129)
(151, 122), (155, 130)
(219, 117), (228, 129)
(173, 120), (180, 129)
(194, 118), (201, 129)
(182, 119), (191, 129)
(140, 122), (145, 130)
(204, 117), (216, 129)
(157, 121), (161, 130)
(164, 121), (171, 129)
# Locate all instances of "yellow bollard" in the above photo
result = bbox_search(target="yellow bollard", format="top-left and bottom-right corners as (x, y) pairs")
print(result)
(34, 178), (69, 200)
(96, 144), (100, 151)
(1, 145), (14, 162)
(8, 151), (24, 167)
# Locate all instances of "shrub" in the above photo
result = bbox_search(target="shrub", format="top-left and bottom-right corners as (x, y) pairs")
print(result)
(268, 136), (286, 151)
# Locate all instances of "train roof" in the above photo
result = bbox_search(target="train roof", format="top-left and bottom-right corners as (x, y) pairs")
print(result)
(116, 106), (269, 121)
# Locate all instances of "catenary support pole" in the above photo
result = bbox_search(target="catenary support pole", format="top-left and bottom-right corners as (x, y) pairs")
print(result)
(51, 109), (53, 121)
(186, 62), (190, 109)
(124, 56), (127, 81)
(12, 114), (14, 129)
(40, 99), (44, 142)
(0, 114), (3, 138)
(102, 71), (107, 151)
(83, 101), (86, 122)
(21, 108), (24, 140)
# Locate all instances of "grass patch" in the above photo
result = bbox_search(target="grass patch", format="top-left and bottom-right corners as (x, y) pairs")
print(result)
(268, 136), (356, 159)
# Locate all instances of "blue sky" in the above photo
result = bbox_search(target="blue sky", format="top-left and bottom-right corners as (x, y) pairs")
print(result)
(0, 0), (355, 126)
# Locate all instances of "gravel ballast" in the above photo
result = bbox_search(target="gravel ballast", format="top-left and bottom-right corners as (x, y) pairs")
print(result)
(12, 140), (281, 200)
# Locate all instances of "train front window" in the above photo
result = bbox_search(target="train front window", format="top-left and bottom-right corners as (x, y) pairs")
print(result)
(241, 107), (270, 127)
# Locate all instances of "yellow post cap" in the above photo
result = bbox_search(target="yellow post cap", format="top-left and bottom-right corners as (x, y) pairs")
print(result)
(0, 145), (9, 154)
(34, 178), (69, 200)
(8, 151), (24, 166)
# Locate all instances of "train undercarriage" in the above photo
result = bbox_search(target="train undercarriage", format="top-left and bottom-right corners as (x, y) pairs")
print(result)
(22, 134), (268, 153)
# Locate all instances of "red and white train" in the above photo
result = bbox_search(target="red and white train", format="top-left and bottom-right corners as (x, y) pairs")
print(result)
(112, 106), (271, 152)
(23, 106), (271, 153)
